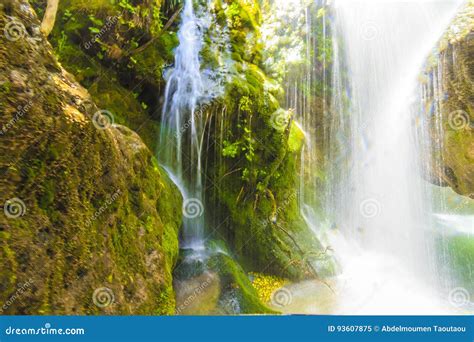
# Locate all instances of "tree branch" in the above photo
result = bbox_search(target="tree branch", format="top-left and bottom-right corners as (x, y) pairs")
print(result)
(41, 0), (59, 37)
(128, 6), (183, 56)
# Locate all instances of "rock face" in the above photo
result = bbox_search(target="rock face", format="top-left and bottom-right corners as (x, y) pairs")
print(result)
(201, 0), (329, 280)
(37, 0), (329, 281)
(16, 0), (330, 317)
(0, 0), (182, 314)
(420, 1), (474, 197)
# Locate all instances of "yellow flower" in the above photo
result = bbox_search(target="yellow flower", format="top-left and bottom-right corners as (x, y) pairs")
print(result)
(249, 272), (288, 304)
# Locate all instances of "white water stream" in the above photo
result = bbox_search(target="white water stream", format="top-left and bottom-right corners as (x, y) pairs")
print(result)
(159, 0), (206, 251)
(286, 0), (468, 314)
(162, 0), (471, 315)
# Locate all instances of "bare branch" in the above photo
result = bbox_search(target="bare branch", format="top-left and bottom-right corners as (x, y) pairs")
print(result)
(40, 0), (59, 37)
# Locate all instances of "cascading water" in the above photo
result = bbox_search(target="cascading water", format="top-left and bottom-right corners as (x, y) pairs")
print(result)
(159, 0), (206, 251)
(262, 0), (332, 247)
(158, 0), (470, 315)
(160, 0), (231, 254)
(326, 0), (465, 314)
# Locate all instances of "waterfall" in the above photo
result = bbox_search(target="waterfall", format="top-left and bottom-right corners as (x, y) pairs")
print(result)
(265, 0), (330, 242)
(327, 0), (464, 313)
(159, 0), (206, 251)
(159, 0), (230, 254)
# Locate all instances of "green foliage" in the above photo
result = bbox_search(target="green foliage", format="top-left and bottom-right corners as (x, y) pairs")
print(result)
(118, 0), (136, 14)
(198, 0), (333, 281)
(222, 140), (241, 158)
(239, 96), (252, 112)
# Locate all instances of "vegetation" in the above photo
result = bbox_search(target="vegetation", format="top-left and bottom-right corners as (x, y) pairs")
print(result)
(0, 0), (472, 315)
(0, 0), (181, 314)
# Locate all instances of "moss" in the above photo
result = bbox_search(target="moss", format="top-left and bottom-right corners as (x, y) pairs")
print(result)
(30, 0), (178, 153)
(420, 1), (474, 196)
(207, 252), (277, 314)
(195, 0), (330, 281)
(0, 1), (182, 315)
(288, 121), (305, 153)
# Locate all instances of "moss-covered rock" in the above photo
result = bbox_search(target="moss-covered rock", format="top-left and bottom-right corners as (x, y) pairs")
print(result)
(207, 252), (277, 314)
(172, 240), (276, 315)
(30, 0), (179, 152)
(202, 0), (329, 280)
(0, 0), (181, 314)
(420, 1), (474, 197)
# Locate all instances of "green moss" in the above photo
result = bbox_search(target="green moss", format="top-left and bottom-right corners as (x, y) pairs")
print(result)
(288, 121), (305, 153)
(206, 61), (325, 279)
(0, 231), (17, 307)
(38, 179), (55, 211)
(0, 81), (11, 94)
(420, 1), (474, 197)
(0, 1), (182, 315)
(207, 252), (277, 314)
(30, 0), (178, 153)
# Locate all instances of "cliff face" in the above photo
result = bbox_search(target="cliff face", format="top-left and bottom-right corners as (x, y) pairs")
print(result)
(420, 1), (474, 197)
(35, 0), (328, 281)
(0, 0), (182, 314)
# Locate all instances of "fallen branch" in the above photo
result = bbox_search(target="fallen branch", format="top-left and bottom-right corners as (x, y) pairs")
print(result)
(128, 6), (183, 56)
